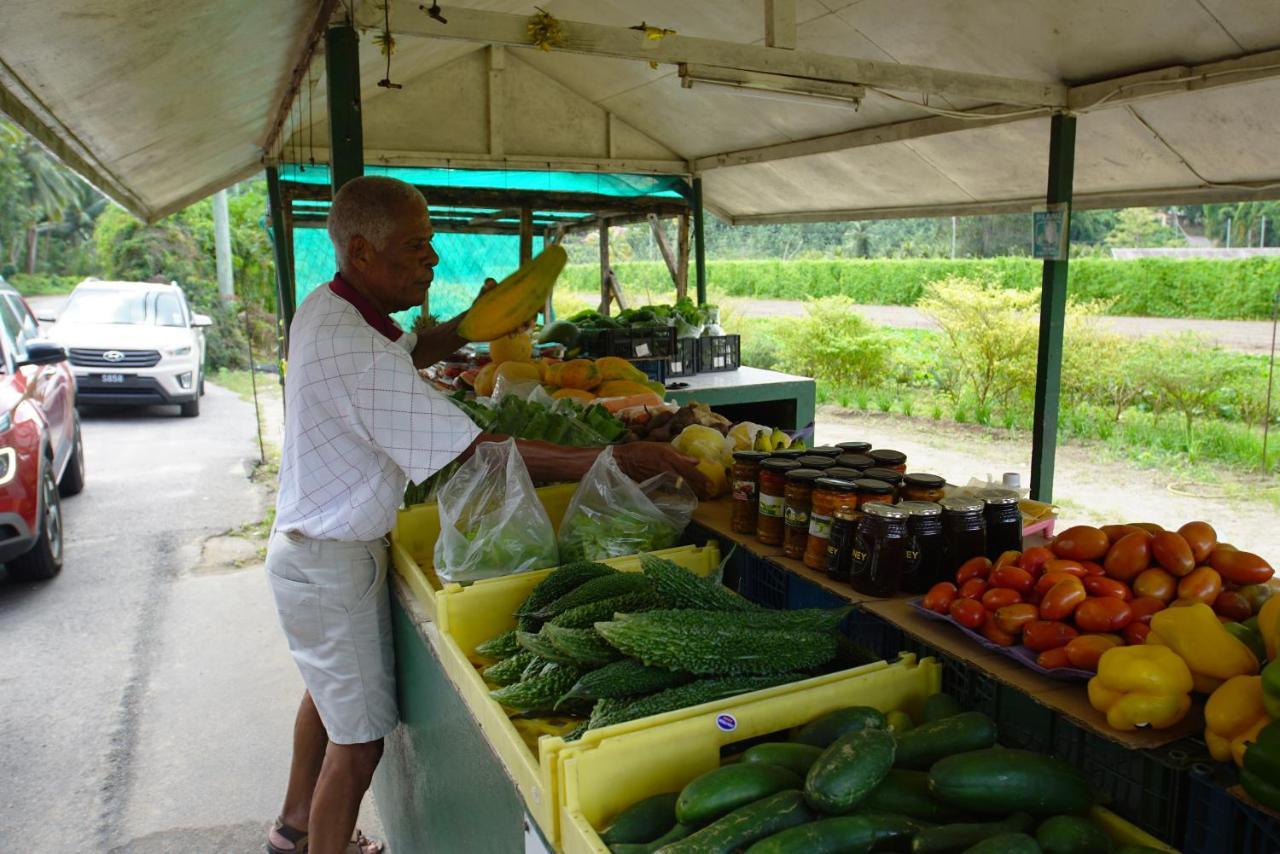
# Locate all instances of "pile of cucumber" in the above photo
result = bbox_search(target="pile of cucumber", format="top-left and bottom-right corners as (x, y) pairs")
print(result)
(595, 693), (1168, 854)
(472, 556), (867, 737)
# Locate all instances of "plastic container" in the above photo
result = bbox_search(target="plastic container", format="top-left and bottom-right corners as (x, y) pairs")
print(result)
(578, 326), (678, 360)
(391, 481), (579, 618)
(1184, 763), (1280, 854)
(667, 337), (698, 378)
(433, 543), (722, 845)
(696, 334), (741, 372)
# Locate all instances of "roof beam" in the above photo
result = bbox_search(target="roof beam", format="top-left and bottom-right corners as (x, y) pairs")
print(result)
(765, 0), (796, 50)
(261, 0), (341, 160)
(394, 5), (1066, 107)
(305, 146), (689, 176)
(1067, 46), (1280, 111)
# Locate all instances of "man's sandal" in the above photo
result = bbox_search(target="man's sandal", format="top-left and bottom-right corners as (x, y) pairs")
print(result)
(266, 817), (308, 854)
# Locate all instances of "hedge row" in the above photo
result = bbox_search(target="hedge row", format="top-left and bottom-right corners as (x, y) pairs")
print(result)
(4, 273), (81, 296)
(559, 257), (1280, 320)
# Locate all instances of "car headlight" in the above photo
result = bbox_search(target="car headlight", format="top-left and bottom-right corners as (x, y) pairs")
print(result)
(0, 448), (16, 487)
(165, 346), (192, 356)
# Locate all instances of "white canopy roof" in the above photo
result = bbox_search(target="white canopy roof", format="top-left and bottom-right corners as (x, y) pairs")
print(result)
(3, 0), (1278, 222)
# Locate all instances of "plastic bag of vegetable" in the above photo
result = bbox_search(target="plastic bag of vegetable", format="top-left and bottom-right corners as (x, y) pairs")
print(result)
(434, 438), (559, 583)
(558, 447), (696, 562)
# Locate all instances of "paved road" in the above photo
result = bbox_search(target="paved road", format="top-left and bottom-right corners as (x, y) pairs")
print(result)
(0, 387), (304, 852)
(725, 299), (1280, 353)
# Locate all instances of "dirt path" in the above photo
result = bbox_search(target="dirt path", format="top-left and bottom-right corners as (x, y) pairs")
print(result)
(726, 299), (1280, 353)
(815, 407), (1280, 559)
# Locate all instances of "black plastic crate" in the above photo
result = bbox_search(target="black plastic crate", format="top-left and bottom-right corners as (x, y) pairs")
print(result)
(578, 326), (678, 361)
(666, 337), (699, 378)
(1184, 762), (1280, 854)
(629, 358), (668, 384)
(697, 334), (741, 372)
(737, 552), (789, 609)
(897, 636), (999, 719)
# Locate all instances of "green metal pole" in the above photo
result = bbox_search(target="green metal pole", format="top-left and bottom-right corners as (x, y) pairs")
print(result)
(692, 177), (707, 306)
(266, 165), (295, 358)
(1030, 113), (1077, 502)
(325, 24), (364, 194)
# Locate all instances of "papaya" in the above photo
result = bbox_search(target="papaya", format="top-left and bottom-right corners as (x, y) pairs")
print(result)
(489, 332), (533, 365)
(495, 361), (540, 389)
(558, 359), (602, 391)
(598, 379), (656, 399)
(474, 362), (500, 398)
(536, 357), (559, 382)
(458, 244), (567, 341)
(553, 388), (597, 403)
(596, 356), (648, 383)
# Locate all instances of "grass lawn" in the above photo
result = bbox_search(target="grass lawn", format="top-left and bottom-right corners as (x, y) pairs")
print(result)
(209, 368), (280, 403)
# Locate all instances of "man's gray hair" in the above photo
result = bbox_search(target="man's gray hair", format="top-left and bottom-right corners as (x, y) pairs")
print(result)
(327, 176), (426, 266)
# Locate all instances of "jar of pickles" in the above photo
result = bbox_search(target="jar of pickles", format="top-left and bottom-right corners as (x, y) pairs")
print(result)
(731, 450), (768, 534)
(941, 496), (986, 576)
(850, 503), (910, 597)
(796, 455), (836, 470)
(853, 478), (894, 510)
(868, 448), (908, 472)
(756, 458), (800, 545)
(836, 441), (872, 455)
(804, 477), (856, 571)
(900, 472), (946, 503)
(898, 501), (944, 594)
(807, 446), (842, 458)
(768, 448), (806, 461)
(834, 453), (875, 471)
(979, 487), (1024, 560)
(783, 468), (823, 559)
(862, 467), (904, 487)
(823, 466), (863, 481)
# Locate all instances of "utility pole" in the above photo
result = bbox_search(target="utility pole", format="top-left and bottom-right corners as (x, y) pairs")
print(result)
(951, 216), (958, 258)
(1226, 217), (1233, 249)
(1263, 217), (1269, 248)
(213, 189), (233, 301)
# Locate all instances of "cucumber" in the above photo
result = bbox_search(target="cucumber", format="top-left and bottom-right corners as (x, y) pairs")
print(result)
(611, 823), (693, 854)
(1035, 815), (1111, 854)
(741, 743), (824, 777)
(911, 813), (1036, 854)
(804, 726), (896, 814)
(922, 693), (965, 722)
(963, 832), (1041, 853)
(660, 790), (812, 854)
(601, 792), (680, 845)
(886, 710), (915, 736)
(928, 749), (1093, 816)
(893, 712), (997, 770)
(792, 706), (888, 747)
(745, 813), (920, 854)
(676, 764), (804, 827)
(1112, 847), (1167, 854)
(860, 769), (961, 822)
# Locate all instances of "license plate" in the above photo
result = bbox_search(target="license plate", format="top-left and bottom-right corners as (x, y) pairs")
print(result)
(101, 373), (125, 384)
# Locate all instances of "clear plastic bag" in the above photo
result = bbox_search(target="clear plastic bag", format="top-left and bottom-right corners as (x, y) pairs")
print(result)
(434, 438), (559, 584)
(558, 447), (697, 562)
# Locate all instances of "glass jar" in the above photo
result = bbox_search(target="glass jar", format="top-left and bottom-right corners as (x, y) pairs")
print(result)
(836, 441), (872, 455)
(808, 446), (842, 458)
(901, 472), (946, 504)
(868, 448), (908, 472)
(825, 490), (863, 583)
(823, 466), (863, 481)
(731, 450), (768, 534)
(850, 503), (910, 597)
(941, 496), (987, 577)
(796, 455), (836, 470)
(783, 468), (823, 560)
(805, 478), (857, 571)
(834, 453), (875, 471)
(769, 449), (806, 461)
(979, 487), (1024, 561)
(862, 467), (904, 487)
(853, 478), (895, 510)
(757, 458), (800, 545)
(898, 501), (945, 594)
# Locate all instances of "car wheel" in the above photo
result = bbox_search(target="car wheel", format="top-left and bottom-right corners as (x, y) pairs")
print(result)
(9, 463), (64, 581)
(180, 395), (200, 418)
(58, 416), (86, 497)
(199, 372), (205, 396)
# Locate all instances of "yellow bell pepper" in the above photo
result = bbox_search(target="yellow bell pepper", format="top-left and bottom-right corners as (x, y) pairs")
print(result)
(1088, 645), (1193, 731)
(1147, 602), (1259, 694)
(1257, 594), (1280, 661)
(1205, 675), (1271, 766)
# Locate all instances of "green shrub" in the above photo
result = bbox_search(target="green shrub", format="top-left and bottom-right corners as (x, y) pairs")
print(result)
(6, 273), (80, 295)
(773, 297), (892, 387)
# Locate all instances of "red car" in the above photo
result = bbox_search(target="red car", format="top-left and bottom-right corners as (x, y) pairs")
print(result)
(0, 280), (83, 580)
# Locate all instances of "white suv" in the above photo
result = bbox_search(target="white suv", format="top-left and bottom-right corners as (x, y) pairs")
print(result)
(44, 280), (211, 417)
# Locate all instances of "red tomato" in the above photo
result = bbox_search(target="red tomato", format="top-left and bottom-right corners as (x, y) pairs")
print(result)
(1037, 647), (1073, 670)
(1051, 525), (1110, 561)
(1132, 568), (1178, 603)
(1213, 590), (1253, 622)
(1040, 577), (1087, 622)
(959, 578), (989, 600)
(949, 597), (985, 629)
(1035, 570), (1084, 599)
(1064, 634), (1124, 671)
(1128, 596), (1167, 624)
(1043, 559), (1087, 578)
(982, 587), (1023, 611)
(1018, 546), (1055, 577)
(923, 581), (959, 614)
(1122, 622), (1151, 645)
(1074, 597), (1134, 633)
(990, 566), (1035, 595)
(994, 550), (1022, 570)
(955, 556), (993, 585)
(994, 603), (1040, 636)
(1103, 531), (1153, 582)
(1079, 561), (1107, 577)
(1177, 567), (1223, 605)
(1151, 532), (1196, 577)
(1177, 521), (1217, 563)
(980, 611), (1017, 647)
(1022, 619), (1079, 652)
(1083, 576), (1133, 601)
(1209, 550), (1275, 586)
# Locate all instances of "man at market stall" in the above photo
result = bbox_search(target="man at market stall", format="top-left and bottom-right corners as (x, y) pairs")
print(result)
(265, 175), (711, 854)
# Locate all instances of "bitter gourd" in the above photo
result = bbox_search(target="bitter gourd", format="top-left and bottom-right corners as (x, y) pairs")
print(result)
(490, 662), (583, 713)
(516, 630), (581, 666)
(595, 615), (838, 675)
(475, 629), (521, 659)
(547, 590), (663, 628)
(522, 655), (554, 681)
(611, 607), (852, 634)
(586, 675), (799, 731)
(540, 624), (621, 669)
(516, 561), (616, 617)
(482, 650), (536, 686)
(640, 555), (759, 612)
(533, 572), (656, 618)
(563, 659), (693, 701)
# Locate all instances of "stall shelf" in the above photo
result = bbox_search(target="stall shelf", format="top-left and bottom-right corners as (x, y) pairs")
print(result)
(665, 366), (816, 434)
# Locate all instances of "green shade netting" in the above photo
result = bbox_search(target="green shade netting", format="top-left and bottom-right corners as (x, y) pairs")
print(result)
(278, 163), (686, 198)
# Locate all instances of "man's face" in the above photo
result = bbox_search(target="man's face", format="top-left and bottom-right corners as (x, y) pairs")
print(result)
(347, 200), (439, 312)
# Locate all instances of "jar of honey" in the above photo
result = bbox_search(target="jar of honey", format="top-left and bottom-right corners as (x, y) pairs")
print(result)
(783, 468), (823, 559)
(804, 477), (856, 571)
(978, 487), (1023, 561)
(756, 458), (800, 545)
(731, 450), (768, 534)
(898, 501), (945, 594)
(850, 503), (910, 597)
(868, 448), (908, 472)
(900, 472), (946, 504)
(941, 496), (986, 576)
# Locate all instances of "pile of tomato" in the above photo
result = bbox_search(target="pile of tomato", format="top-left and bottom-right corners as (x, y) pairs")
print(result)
(921, 520), (1275, 672)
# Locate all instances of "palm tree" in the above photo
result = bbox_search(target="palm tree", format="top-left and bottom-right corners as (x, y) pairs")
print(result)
(0, 121), (83, 272)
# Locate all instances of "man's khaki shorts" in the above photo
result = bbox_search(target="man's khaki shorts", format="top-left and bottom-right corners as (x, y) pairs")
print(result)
(266, 529), (397, 745)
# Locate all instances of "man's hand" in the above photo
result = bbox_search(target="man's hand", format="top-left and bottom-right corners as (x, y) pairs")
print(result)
(613, 441), (715, 500)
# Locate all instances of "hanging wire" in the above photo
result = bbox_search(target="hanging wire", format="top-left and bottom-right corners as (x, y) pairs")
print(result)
(307, 63), (316, 167)
(294, 91), (303, 173)
(377, 1), (402, 90)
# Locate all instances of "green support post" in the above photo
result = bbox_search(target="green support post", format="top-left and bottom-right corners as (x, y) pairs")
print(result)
(325, 24), (364, 194)
(692, 177), (708, 306)
(266, 165), (295, 357)
(1030, 113), (1077, 502)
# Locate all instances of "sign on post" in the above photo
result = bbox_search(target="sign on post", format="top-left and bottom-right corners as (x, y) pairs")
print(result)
(1033, 203), (1070, 260)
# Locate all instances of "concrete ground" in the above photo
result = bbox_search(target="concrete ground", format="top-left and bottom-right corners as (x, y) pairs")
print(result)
(0, 381), (378, 853)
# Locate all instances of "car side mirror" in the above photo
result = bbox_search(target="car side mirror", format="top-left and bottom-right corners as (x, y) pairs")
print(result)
(17, 340), (67, 368)
(192, 313), (212, 328)
(35, 309), (57, 323)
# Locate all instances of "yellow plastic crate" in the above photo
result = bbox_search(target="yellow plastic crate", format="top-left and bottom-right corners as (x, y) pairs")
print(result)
(434, 543), (722, 843)
(390, 481), (579, 618)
